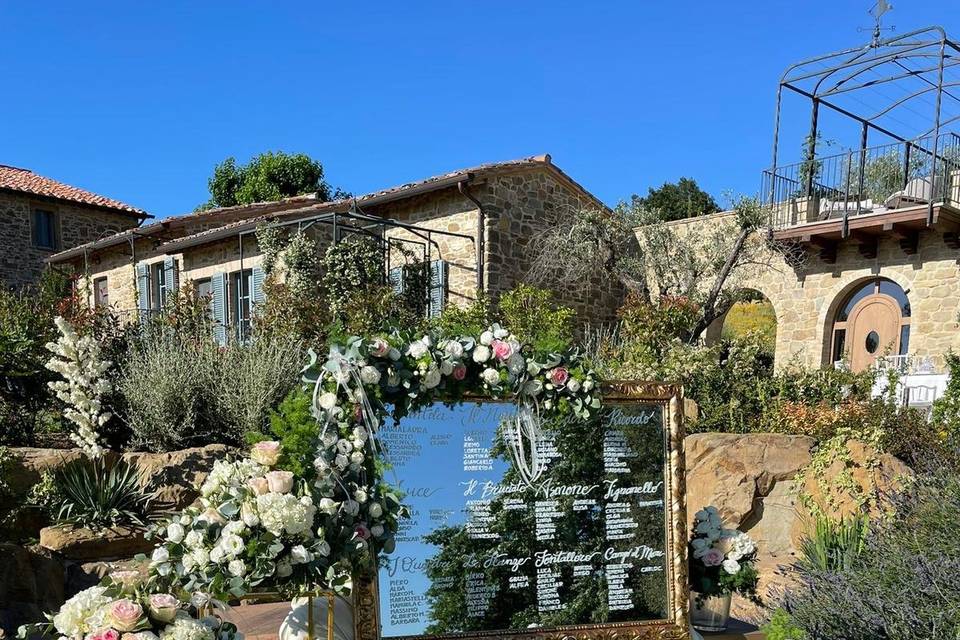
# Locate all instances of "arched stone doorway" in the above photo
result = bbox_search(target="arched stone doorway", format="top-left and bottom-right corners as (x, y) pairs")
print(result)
(828, 278), (911, 372)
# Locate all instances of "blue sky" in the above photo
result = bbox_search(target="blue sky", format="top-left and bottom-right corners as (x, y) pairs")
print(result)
(3, 2), (958, 218)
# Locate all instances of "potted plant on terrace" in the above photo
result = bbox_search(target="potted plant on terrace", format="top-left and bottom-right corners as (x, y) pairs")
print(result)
(688, 506), (760, 632)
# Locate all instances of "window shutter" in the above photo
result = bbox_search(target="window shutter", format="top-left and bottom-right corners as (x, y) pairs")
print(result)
(429, 260), (447, 318)
(211, 272), (228, 346)
(251, 266), (266, 305)
(388, 266), (404, 294)
(136, 263), (150, 318)
(163, 257), (179, 302)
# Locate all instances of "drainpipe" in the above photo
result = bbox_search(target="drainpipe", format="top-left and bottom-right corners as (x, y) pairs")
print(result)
(457, 178), (485, 293)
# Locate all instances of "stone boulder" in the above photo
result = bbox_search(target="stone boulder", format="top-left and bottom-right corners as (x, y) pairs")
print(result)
(0, 543), (65, 636)
(39, 525), (153, 562)
(684, 433), (909, 623)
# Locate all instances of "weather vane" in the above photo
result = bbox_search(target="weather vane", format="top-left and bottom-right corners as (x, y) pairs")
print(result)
(860, 0), (895, 47)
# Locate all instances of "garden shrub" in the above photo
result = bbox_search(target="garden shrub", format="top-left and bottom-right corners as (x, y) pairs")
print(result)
(499, 284), (575, 353)
(761, 609), (807, 640)
(932, 352), (960, 451)
(782, 472), (960, 639)
(430, 292), (493, 338)
(247, 387), (317, 479)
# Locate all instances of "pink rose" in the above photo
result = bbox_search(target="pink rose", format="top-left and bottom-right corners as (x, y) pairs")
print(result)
(354, 404), (363, 422)
(548, 367), (570, 386)
(354, 524), (371, 540)
(701, 548), (724, 567)
(247, 477), (269, 496)
(199, 507), (226, 525)
(452, 364), (467, 381)
(265, 470), (294, 493)
(147, 593), (179, 623)
(109, 599), (144, 632)
(491, 340), (514, 361)
(250, 441), (281, 466)
(89, 629), (121, 640)
(370, 338), (390, 358)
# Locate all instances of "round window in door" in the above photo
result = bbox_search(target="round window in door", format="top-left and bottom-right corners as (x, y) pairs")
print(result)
(830, 279), (910, 372)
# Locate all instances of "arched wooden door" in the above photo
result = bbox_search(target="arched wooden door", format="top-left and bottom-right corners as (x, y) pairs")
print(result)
(846, 294), (901, 372)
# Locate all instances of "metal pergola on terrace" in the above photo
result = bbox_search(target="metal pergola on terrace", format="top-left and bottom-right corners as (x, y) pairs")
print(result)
(765, 25), (960, 242)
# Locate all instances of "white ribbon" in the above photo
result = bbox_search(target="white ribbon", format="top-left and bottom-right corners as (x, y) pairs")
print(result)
(508, 399), (547, 487)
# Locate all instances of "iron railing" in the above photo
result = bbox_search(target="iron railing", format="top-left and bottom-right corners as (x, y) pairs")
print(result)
(763, 133), (960, 229)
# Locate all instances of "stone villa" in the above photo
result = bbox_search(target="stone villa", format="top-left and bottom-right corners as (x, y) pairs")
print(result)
(0, 165), (149, 288)
(48, 155), (624, 339)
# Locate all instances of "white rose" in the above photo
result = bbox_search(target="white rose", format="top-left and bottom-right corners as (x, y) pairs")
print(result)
(343, 500), (360, 516)
(241, 503), (259, 527)
(567, 378), (581, 393)
(352, 426), (368, 443)
(228, 559), (246, 577)
(318, 392), (338, 411)
(722, 558), (741, 575)
(220, 533), (244, 557)
(407, 340), (428, 359)
(184, 531), (203, 549)
(276, 559), (293, 578)
(290, 545), (313, 564)
(350, 450), (364, 464)
(321, 431), (338, 448)
(423, 366), (442, 389)
(318, 498), (338, 515)
(493, 327), (509, 339)
(444, 341), (464, 358)
(166, 523), (185, 544)
(368, 502), (384, 518)
(482, 368), (500, 385)
(209, 546), (225, 564)
(473, 345), (491, 363)
(354, 489), (368, 503)
(335, 453), (349, 469)
(583, 379), (595, 392)
(151, 547), (170, 563)
(336, 439), (353, 454)
(479, 330), (494, 346)
(359, 365), (381, 385)
(440, 360), (454, 376)
(316, 541), (331, 557)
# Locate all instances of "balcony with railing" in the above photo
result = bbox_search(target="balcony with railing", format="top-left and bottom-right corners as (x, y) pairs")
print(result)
(761, 26), (960, 261)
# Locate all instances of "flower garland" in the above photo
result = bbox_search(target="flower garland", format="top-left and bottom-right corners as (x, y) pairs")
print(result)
(45, 316), (113, 458)
(147, 323), (599, 601)
(19, 573), (242, 640)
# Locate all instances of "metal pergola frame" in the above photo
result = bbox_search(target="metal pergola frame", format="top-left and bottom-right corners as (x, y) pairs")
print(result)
(769, 25), (960, 224)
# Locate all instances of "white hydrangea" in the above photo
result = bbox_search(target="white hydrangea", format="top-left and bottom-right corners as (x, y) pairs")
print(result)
(52, 585), (111, 638)
(256, 492), (316, 537)
(45, 317), (113, 458)
(159, 617), (215, 640)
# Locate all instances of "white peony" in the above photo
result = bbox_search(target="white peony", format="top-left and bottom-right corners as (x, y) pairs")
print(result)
(354, 489), (368, 503)
(335, 453), (349, 469)
(336, 439), (353, 454)
(349, 450), (364, 464)
(52, 586), (111, 638)
(352, 426), (368, 443)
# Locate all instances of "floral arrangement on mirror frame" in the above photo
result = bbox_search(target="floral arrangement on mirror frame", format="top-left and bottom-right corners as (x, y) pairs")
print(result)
(688, 506), (760, 604)
(142, 323), (600, 601)
(18, 572), (242, 640)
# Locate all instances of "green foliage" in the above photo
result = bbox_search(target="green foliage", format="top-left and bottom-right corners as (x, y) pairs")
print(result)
(498, 284), (575, 352)
(429, 292), (493, 338)
(630, 177), (720, 222)
(797, 515), (869, 573)
(247, 388), (318, 480)
(199, 151), (345, 210)
(322, 236), (387, 317)
(762, 609), (808, 640)
(53, 457), (154, 530)
(932, 352), (960, 450)
(783, 473), (960, 639)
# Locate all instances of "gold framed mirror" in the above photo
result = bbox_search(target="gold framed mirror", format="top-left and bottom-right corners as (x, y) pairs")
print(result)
(353, 382), (689, 640)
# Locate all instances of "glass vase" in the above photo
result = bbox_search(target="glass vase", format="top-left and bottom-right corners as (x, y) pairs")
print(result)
(690, 591), (732, 633)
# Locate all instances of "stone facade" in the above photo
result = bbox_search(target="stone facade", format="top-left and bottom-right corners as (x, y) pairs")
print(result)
(646, 210), (960, 371)
(0, 191), (140, 289)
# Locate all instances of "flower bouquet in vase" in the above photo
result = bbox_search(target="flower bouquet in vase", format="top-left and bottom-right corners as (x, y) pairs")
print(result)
(688, 506), (760, 632)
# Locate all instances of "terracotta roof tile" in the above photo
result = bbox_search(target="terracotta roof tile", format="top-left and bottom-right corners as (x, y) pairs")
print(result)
(0, 164), (148, 217)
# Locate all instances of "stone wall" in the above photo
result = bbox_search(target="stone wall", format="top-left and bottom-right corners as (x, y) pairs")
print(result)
(644, 210), (960, 370)
(0, 191), (140, 289)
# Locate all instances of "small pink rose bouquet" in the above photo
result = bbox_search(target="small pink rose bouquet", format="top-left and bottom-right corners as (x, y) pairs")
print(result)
(688, 506), (760, 604)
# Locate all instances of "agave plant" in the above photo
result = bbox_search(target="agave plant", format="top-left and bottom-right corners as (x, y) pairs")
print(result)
(54, 457), (155, 529)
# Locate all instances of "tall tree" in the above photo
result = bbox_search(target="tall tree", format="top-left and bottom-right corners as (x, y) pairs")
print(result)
(197, 151), (347, 211)
(631, 178), (719, 222)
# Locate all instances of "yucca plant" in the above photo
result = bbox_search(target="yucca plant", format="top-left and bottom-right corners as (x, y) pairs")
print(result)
(797, 514), (869, 573)
(54, 457), (154, 529)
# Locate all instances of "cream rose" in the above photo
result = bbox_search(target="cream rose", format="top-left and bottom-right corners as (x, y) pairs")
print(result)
(250, 441), (282, 466)
(265, 470), (294, 493)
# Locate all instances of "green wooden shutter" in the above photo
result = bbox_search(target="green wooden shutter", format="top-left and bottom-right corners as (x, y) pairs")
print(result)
(251, 266), (266, 305)
(136, 263), (150, 318)
(162, 257), (179, 305)
(429, 260), (447, 318)
(388, 266), (404, 294)
(211, 272), (228, 345)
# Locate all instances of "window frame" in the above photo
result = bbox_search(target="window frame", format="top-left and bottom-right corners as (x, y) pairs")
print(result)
(31, 207), (60, 250)
(93, 276), (109, 308)
(229, 269), (253, 341)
